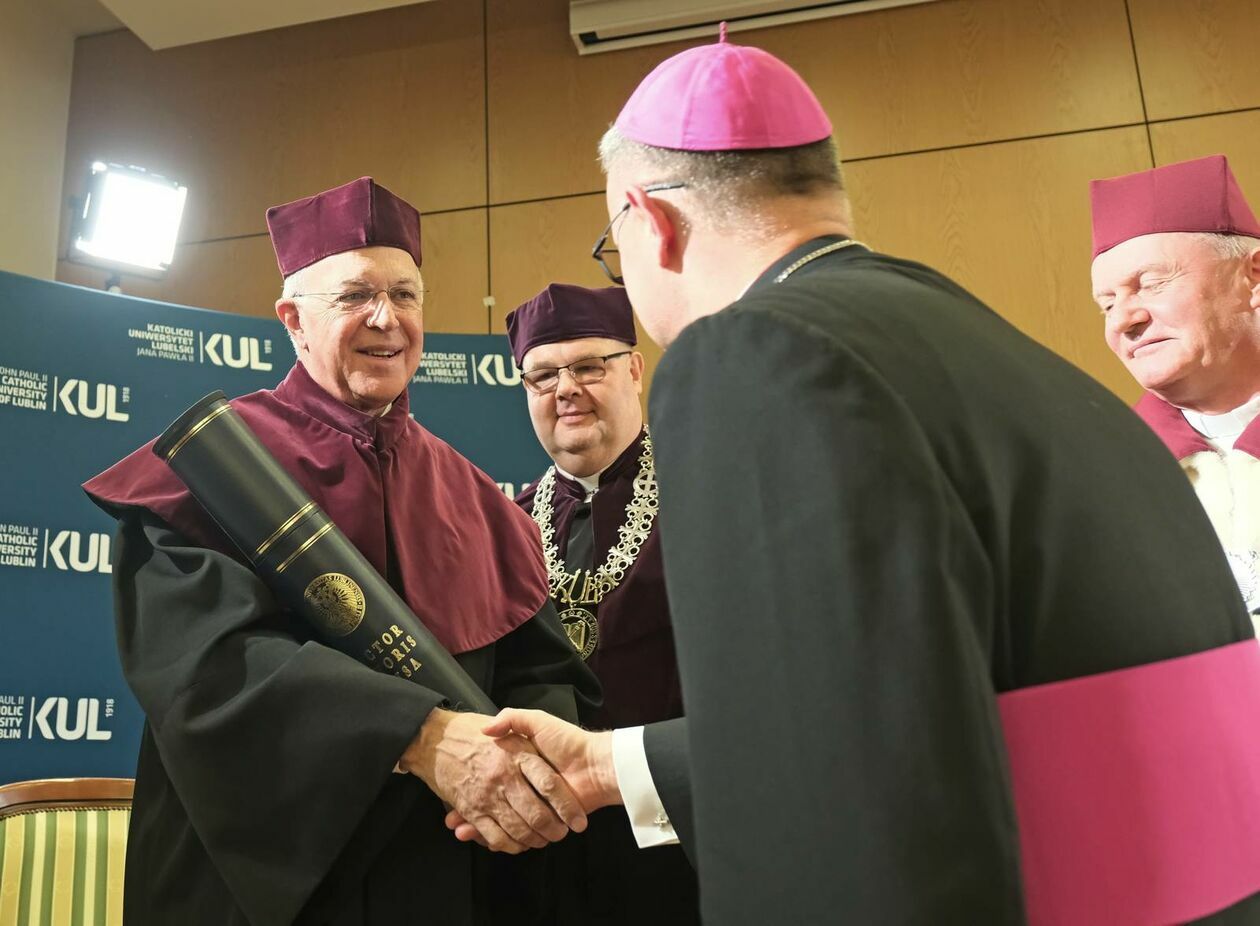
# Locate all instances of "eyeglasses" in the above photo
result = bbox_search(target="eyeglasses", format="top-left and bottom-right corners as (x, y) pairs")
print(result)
(290, 286), (424, 315)
(521, 351), (632, 395)
(591, 182), (688, 285)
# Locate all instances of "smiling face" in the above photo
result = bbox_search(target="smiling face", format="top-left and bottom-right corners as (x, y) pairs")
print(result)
(1092, 232), (1260, 409)
(275, 246), (424, 415)
(522, 336), (644, 477)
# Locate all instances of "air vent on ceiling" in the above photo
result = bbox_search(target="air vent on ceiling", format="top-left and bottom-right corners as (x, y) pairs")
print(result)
(570, 0), (943, 55)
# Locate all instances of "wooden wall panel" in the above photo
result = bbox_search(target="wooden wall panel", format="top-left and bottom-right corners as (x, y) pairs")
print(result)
(847, 126), (1153, 402)
(485, 0), (689, 206)
(488, 194), (611, 322)
(1149, 110), (1260, 197)
(419, 207), (490, 334)
(1129, 0), (1260, 121)
(55, 207), (488, 333)
(489, 194), (662, 400)
(769, 0), (1142, 162)
(57, 235), (282, 317)
(487, 0), (1143, 204)
(62, 0), (485, 245)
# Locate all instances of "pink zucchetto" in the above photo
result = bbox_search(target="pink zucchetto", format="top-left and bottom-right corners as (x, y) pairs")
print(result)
(613, 22), (832, 152)
(265, 176), (422, 277)
(1089, 155), (1260, 259)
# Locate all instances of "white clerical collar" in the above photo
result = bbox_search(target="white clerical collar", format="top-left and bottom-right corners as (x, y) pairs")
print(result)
(1182, 393), (1260, 451)
(556, 465), (602, 500)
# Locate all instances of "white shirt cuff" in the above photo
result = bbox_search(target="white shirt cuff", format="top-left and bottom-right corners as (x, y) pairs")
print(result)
(612, 725), (679, 848)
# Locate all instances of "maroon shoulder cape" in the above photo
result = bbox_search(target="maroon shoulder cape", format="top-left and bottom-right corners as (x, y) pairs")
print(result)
(84, 362), (548, 654)
(1135, 391), (1260, 462)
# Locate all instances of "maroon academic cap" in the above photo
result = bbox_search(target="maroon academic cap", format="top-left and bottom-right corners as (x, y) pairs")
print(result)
(505, 284), (636, 366)
(1089, 155), (1260, 259)
(265, 176), (422, 277)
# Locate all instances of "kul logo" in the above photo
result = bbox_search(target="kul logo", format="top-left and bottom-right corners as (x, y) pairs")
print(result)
(52, 378), (130, 421)
(471, 354), (521, 387)
(45, 530), (112, 573)
(29, 697), (113, 741)
(202, 333), (273, 370)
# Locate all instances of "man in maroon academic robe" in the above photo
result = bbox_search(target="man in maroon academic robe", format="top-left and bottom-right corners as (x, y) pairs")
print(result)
(1091, 155), (1260, 619)
(501, 283), (698, 924)
(83, 177), (599, 926)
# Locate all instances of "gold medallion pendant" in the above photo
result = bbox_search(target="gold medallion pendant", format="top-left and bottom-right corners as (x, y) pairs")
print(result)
(303, 572), (366, 637)
(559, 606), (600, 660)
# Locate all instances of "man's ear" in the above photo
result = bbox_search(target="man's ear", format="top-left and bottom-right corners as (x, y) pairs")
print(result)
(625, 185), (679, 271)
(276, 298), (306, 351)
(628, 350), (645, 393)
(1247, 246), (1260, 311)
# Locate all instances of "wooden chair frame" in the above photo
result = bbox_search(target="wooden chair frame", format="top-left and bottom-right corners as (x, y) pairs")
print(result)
(0, 778), (134, 818)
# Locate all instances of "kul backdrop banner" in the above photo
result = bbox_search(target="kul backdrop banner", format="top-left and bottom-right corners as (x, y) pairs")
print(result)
(0, 269), (549, 783)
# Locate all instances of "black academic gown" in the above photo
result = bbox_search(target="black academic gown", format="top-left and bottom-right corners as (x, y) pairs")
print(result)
(643, 239), (1260, 924)
(497, 432), (698, 925)
(106, 512), (594, 926)
(90, 391), (599, 926)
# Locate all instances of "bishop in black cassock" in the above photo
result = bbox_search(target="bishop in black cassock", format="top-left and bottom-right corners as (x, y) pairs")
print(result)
(599, 29), (1260, 926)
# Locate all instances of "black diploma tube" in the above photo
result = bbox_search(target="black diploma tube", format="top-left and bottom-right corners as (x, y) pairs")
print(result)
(153, 390), (496, 714)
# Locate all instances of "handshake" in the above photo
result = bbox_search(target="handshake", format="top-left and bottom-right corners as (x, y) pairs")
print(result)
(399, 708), (618, 854)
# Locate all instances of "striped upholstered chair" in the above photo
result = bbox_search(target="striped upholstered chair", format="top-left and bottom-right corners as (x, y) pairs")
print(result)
(0, 778), (132, 925)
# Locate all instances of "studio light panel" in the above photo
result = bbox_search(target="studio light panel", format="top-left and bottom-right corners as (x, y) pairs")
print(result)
(72, 162), (188, 275)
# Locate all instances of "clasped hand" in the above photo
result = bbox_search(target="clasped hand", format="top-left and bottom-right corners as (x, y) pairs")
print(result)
(399, 708), (587, 854)
(401, 708), (617, 854)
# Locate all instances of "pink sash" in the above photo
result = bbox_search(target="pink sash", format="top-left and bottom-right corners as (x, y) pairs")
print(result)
(999, 639), (1260, 925)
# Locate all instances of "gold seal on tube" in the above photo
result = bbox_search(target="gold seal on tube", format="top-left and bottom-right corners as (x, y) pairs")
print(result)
(304, 572), (367, 637)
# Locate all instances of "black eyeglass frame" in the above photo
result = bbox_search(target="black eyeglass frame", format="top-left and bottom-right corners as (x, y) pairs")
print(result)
(591, 181), (688, 285)
(520, 350), (633, 395)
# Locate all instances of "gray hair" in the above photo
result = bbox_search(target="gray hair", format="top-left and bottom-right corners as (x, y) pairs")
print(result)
(279, 267), (309, 354)
(280, 265), (308, 300)
(598, 125), (847, 235)
(1200, 233), (1260, 261)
